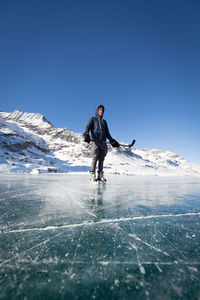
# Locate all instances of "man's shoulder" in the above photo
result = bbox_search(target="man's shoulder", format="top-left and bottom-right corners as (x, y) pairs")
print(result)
(89, 116), (108, 123)
(87, 116), (98, 124)
(103, 119), (108, 124)
(89, 116), (96, 121)
(91, 116), (98, 121)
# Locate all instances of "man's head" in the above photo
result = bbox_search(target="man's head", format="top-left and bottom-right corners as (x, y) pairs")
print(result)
(97, 105), (104, 117)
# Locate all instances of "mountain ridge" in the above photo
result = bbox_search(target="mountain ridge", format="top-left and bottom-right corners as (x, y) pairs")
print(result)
(0, 110), (200, 176)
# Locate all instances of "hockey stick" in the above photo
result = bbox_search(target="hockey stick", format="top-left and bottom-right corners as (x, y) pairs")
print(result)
(89, 139), (136, 148)
(118, 139), (136, 148)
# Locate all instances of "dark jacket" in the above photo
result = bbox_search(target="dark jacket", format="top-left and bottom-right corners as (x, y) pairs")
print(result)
(85, 107), (113, 143)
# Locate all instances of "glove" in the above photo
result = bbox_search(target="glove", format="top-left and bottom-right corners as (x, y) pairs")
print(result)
(83, 133), (91, 143)
(110, 138), (120, 148)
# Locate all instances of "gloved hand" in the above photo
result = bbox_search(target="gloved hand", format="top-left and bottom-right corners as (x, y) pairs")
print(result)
(83, 133), (91, 143)
(110, 138), (120, 147)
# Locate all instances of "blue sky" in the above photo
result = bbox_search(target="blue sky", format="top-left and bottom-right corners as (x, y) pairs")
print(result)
(0, 0), (200, 162)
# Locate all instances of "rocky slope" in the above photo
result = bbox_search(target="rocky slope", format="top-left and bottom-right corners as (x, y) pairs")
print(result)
(0, 110), (200, 176)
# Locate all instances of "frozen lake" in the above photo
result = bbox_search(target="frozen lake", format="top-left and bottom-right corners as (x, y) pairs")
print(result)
(0, 174), (200, 299)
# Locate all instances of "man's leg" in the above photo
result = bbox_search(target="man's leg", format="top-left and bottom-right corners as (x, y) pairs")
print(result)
(91, 142), (99, 173)
(98, 143), (108, 174)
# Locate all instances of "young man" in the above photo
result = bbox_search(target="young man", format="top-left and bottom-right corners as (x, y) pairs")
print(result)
(83, 105), (119, 182)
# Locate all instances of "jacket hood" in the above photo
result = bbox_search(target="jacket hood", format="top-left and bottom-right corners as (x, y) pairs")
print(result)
(95, 105), (105, 117)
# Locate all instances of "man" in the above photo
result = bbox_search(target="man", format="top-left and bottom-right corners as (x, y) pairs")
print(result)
(83, 105), (119, 182)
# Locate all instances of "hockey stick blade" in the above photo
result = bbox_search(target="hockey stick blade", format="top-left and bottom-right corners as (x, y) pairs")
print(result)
(119, 139), (136, 148)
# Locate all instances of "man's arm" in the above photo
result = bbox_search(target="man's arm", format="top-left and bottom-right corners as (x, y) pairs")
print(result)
(83, 117), (93, 143)
(104, 120), (113, 141)
(105, 120), (120, 147)
(85, 117), (93, 134)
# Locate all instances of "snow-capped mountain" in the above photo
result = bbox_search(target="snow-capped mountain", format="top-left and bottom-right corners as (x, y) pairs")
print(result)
(0, 110), (200, 176)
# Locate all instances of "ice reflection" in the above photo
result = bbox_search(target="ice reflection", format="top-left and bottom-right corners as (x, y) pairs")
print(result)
(34, 175), (200, 210)
(8, 174), (199, 231)
(89, 183), (106, 222)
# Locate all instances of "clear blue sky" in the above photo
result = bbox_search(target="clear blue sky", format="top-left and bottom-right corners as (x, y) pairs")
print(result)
(0, 0), (200, 162)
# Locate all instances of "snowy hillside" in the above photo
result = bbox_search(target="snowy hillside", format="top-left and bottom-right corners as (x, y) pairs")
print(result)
(0, 110), (200, 176)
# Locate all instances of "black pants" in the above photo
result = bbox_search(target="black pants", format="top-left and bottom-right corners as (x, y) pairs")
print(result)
(90, 141), (108, 173)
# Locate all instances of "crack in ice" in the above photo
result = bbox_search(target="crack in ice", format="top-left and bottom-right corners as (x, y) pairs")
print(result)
(0, 228), (70, 266)
(67, 188), (97, 218)
(157, 229), (188, 261)
(128, 233), (170, 257)
(129, 242), (146, 274)
(4, 211), (200, 234)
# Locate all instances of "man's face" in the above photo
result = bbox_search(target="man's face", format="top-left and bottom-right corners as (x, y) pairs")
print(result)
(98, 108), (104, 117)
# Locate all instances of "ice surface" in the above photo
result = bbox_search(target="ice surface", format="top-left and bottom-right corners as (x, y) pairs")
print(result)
(0, 174), (200, 299)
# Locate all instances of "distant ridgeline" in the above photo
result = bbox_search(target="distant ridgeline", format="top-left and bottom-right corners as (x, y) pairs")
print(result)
(0, 110), (200, 176)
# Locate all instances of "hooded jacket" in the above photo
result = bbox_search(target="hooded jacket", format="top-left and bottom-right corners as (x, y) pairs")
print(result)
(85, 106), (113, 143)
